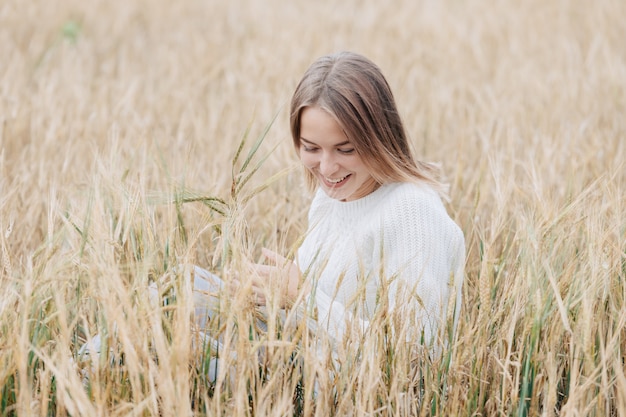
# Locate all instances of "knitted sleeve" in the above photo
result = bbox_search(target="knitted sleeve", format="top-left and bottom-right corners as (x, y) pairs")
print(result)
(379, 186), (464, 345)
(310, 286), (357, 340)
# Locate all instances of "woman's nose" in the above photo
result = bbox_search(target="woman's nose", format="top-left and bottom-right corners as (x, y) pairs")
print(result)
(319, 152), (338, 176)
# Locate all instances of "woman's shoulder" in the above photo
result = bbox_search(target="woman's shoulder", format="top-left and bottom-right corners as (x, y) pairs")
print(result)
(382, 181), (444, 212)
(381, 182), (462, 235)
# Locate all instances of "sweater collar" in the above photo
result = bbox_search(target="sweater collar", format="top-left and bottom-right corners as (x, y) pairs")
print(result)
(316, 182), (397, 214)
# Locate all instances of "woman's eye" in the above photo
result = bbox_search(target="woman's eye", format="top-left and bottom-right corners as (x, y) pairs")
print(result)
(302, 146), (318, 153)
(338, 149), (355, 155)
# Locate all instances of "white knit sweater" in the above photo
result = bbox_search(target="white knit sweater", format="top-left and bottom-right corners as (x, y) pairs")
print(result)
(297, 182), (465, 345)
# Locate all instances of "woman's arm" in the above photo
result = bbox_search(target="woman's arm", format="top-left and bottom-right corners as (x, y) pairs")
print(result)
(378, 186), (464, 346)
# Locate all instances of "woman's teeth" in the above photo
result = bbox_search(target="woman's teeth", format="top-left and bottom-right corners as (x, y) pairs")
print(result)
(325, 175), (348, 184)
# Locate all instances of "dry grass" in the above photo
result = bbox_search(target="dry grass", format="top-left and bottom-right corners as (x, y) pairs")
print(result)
(1, 0), (625, 415)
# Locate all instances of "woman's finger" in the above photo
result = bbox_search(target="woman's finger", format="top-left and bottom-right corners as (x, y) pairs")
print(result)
(250, 282), (267, 306)
(261, 248), (288, 265)
(252, 264), (276, 276)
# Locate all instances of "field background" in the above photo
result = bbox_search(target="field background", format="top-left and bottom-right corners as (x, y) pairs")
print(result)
(1, 0), (625, 415)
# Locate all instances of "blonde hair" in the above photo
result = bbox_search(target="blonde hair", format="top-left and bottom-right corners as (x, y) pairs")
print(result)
(290, 51), (446, 196)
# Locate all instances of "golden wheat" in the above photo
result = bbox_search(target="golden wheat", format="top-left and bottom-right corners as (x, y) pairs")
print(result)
(1, 0), (625, 415)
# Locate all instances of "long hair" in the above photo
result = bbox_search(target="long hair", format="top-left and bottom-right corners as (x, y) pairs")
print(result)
(290, 51), (447, 196)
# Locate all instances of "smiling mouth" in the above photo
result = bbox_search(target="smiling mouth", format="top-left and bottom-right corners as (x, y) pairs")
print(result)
(323, 174), (350, 186)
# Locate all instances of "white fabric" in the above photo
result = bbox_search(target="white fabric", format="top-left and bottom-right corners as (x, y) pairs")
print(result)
(297, 182), (465, 346)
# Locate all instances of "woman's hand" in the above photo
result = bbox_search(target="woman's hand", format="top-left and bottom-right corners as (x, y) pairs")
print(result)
(250, 248), (305, 307)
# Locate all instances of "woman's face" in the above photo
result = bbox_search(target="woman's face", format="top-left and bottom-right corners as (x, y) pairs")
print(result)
(298, 106), (378, 201)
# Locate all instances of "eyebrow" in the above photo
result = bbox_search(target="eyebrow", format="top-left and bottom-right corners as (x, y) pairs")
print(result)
(300, 137), (351, 147)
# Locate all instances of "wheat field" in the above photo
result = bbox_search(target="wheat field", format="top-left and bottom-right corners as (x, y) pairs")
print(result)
(1, 0), (625, 415)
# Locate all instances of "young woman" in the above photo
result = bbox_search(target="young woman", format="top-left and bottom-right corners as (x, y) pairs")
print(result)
(78, 52), (464, 374)
(251, 51), (465, 348)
